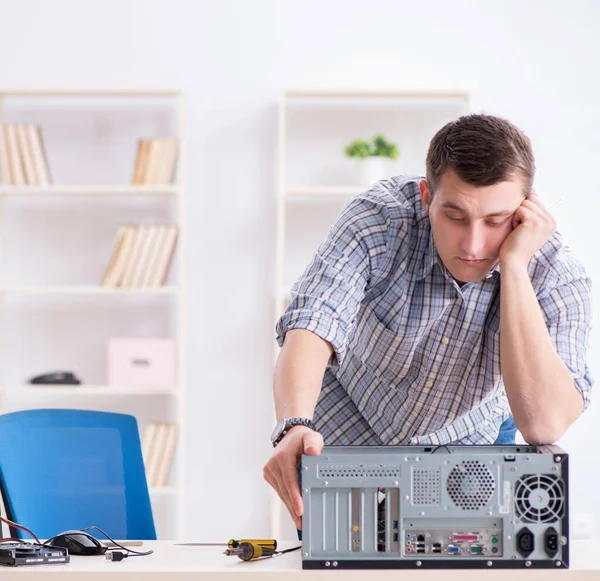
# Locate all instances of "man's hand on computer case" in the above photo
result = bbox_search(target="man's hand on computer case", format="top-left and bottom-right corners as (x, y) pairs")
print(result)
(263, 425), (323, 530)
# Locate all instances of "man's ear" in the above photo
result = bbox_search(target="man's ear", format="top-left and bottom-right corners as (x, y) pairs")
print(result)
(419, 179), (431, 212)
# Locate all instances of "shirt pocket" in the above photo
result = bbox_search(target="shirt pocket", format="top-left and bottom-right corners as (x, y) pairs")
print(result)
(351, 308), (422, 387)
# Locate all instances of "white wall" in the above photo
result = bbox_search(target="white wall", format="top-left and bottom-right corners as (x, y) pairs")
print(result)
(0, 0), (599, 539)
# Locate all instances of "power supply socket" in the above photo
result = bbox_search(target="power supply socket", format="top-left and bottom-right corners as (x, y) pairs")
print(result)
(572, 513), (593, 539)
(516, 527), (534, 558)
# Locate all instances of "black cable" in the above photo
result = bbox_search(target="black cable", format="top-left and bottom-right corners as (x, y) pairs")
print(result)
(432, 444), (451, 453)
(79, 526), (154, 559)
(276, 545), (302, 555)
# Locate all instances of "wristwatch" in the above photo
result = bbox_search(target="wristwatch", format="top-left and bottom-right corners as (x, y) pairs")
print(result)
(271, 417), (315, 448)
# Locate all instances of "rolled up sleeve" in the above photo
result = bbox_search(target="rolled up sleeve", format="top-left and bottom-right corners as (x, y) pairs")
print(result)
(276, 192), (395, 368)
(538, 263), (594, 411)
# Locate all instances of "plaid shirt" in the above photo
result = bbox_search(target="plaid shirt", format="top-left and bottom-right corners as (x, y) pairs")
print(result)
(276, 175), (593, 445)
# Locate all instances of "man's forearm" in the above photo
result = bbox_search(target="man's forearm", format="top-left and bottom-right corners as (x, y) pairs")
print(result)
(274, 329), (334, 420)
(500, 260), (583, 444)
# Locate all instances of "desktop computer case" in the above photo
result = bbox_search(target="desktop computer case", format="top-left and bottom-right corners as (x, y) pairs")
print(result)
(301, 444), (568, 569)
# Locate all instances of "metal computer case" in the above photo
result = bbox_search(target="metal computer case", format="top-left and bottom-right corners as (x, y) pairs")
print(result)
(301, 444), (569, 569)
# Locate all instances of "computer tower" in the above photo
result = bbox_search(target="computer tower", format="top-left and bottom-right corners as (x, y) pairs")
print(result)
(301, 444), (568, 569)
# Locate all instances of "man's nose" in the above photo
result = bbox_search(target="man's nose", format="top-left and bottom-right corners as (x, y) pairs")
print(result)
(461, 224), (485, 257)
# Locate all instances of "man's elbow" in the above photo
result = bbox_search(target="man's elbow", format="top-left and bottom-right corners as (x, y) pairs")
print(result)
(517, 385), (584, 445)
(517, 418), (568, 446)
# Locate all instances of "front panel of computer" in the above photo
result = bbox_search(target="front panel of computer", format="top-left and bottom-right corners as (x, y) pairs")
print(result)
(301, 445), (568, 569)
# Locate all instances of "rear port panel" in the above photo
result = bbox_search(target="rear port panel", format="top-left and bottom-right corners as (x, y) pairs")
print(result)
(403, 526), (503, 557)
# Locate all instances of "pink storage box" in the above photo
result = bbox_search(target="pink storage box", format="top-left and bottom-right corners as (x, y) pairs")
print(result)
(108, 338), (176, 388)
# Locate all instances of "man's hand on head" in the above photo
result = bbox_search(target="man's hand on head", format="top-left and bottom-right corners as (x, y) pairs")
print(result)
(498, 191), (557, 268)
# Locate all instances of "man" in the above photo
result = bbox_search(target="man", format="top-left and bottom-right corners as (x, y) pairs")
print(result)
(264, 114), (593, 530)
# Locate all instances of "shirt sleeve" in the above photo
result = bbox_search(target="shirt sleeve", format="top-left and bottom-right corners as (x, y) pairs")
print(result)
(275, 191), (400, 368)
(537, 258), (594, 411)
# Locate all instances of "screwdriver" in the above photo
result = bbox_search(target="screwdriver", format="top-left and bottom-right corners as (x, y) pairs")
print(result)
(227, 539), (277, 550)
(224, 542), (276, 561)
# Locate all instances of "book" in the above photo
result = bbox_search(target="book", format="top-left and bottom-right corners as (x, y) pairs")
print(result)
(101, 224), (178, 287)
(131, 137), (179, 185)
(0, 124), (51, 186)
(0, 125), (12, 185)
(141, 421), (178, 487)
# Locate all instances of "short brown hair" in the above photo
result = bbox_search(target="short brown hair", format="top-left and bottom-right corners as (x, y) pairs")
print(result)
(426, 113), (535, 195)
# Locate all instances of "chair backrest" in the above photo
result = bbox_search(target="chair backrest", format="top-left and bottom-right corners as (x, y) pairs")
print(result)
(0, 409), (156, 540)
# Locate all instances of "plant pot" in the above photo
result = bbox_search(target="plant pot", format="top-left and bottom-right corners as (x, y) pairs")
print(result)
(357, 156), (388, 187)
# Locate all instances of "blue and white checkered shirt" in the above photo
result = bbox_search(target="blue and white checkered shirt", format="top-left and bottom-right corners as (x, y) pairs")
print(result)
(276, 175), (593, 445)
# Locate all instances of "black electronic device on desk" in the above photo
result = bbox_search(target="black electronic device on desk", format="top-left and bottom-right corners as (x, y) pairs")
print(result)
(0, 543), (69, 566)
(28, 371), (81, 385)
(46, 530), (107, 556)
(0, 515), (153, 565)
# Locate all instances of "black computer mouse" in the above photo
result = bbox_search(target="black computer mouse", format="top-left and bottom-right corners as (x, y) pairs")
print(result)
(46, 530), (107, 556)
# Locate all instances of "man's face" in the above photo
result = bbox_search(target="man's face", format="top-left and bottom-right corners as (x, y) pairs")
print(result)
(419, 170), (525, 285)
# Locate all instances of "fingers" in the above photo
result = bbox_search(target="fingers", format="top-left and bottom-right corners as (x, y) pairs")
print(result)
(525, 192), (558, 218)
(513, 204), (537, 225)
(281, 459), (303, 523)
(521, 197), (547, 218)
(263, 429), (324, 530)
(519, 199), (556, 227)
(303, 431), (324, 455)
(264, 459), (299, 528)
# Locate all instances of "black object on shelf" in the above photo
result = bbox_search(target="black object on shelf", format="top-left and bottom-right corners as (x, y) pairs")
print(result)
(29, 371), (82, 385)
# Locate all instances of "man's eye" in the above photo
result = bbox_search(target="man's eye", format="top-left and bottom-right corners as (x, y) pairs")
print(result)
(486, 219), (508, 228)
(446, 215), (465, 223)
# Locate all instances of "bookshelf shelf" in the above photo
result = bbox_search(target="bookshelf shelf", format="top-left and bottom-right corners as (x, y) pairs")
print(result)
(0, 185), (180, 196)
(0, 285), (178, 295)
(0, 88), (187, 541)
(0, 89), (181, 98)
(4, 385), (179, 396)
(283, 89), (470, 101)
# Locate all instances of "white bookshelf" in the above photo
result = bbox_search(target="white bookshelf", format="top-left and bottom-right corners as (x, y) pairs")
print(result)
(271, 88), (471, 538)
(0, 88), (187, 541)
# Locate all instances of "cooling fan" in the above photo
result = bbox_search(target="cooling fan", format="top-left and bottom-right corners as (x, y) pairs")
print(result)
(515, 473), (565, 523)
(447, 459), (495, 509)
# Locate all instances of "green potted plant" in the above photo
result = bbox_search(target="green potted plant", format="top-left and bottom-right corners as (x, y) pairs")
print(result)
(344, 134), (399, 185)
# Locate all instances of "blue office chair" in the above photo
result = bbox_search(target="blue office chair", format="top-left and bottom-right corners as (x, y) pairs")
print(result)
(0, 409), (156, 540)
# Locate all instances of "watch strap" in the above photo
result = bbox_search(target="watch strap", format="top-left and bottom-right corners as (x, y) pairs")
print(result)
(272, 417), (315, 447)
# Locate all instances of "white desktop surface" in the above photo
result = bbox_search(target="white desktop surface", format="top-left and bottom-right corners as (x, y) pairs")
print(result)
(2, 540), (600, 580)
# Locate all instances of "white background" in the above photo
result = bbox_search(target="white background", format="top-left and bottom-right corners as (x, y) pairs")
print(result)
(0, 0), (599, 540)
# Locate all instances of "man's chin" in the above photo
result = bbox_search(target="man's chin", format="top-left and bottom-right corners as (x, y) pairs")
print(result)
(448, 263), (492, 285)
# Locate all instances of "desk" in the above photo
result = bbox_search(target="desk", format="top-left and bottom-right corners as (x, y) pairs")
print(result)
(2, 540), (600, 580)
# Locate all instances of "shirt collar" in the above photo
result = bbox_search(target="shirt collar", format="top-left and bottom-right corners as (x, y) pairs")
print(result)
(419, 228), (439, 280)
